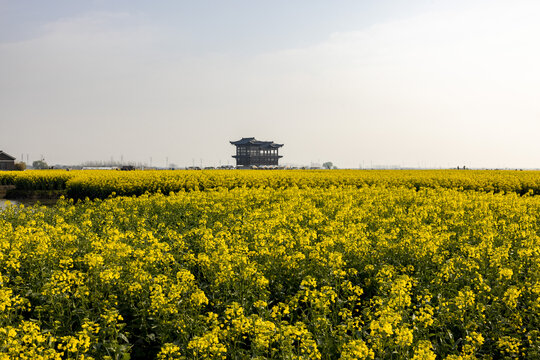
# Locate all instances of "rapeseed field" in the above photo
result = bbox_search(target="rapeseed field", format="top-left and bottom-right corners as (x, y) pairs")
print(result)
(2, 169), (540, 198)
(1, 170), (540, 359)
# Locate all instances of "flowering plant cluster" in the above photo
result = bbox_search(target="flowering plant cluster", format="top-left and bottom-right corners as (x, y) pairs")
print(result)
(1, 174), (540, 358)
(2, 169), (540, 199)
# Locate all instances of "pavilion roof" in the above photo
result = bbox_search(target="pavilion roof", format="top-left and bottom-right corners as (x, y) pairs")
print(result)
(230, 137), (283, 148)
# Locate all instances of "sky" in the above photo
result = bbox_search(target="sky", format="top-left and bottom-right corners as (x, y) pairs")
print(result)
(1, 0), (540, 169)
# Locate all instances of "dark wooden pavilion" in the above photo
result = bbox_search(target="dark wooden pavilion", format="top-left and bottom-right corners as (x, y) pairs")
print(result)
(230, 137), (283, 167)
(0, 151), (16, 171)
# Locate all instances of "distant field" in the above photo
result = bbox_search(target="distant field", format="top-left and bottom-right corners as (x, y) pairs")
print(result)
(1, 169), (540, 199)
(1, 171), (540, 358)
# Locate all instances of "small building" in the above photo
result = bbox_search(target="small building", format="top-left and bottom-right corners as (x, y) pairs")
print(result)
(230, 137), (283, 167)
(0, 151), (16, 171)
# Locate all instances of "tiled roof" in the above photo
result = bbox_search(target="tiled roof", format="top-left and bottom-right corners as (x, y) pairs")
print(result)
(230, 138), (283, 148)
(0, 151), (16, 161)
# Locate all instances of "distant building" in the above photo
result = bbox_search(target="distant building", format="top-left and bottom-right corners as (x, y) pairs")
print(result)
(0, 151), (16, 171)
(230, 137), (283, 167)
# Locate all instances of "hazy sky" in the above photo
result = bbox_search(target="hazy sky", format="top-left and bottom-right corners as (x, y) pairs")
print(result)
(1, 0), (540, 168)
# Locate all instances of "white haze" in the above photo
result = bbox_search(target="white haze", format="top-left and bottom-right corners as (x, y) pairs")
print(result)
(1, 1), (539, 168)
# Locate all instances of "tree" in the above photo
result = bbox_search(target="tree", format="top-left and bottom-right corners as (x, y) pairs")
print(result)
(14, 162), (26, 171)
(32, 160), (49, 169)
(323, 162), (333, 170)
